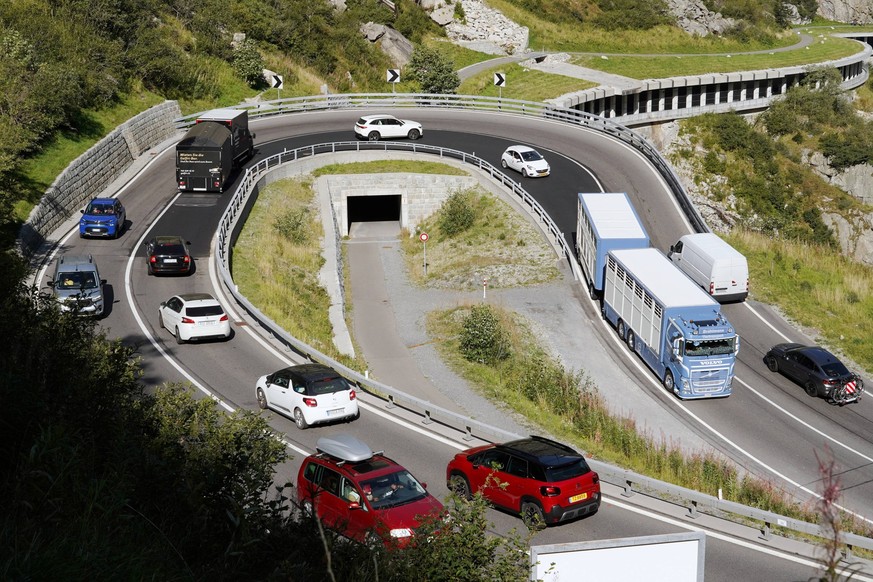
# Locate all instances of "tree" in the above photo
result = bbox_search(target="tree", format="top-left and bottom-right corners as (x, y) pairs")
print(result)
(408, 46), (460, 94)
(812, 447), (864, 582)
(232, 38), (266, 87)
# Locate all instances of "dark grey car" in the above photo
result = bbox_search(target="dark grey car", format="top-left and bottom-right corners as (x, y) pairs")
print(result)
(764, 343), (863, 405)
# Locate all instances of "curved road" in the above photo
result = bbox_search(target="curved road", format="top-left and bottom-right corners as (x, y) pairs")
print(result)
(44, 109), (873, 580)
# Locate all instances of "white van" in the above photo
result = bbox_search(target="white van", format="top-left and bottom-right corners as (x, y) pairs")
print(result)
(668, 233), (748, 303)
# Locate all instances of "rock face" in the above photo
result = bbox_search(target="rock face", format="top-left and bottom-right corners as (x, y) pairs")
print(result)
(818, 0), (873, 24)
(665, 0), (737, 36)
(360, 22), (415, 67)
(444, 0), (529, 55)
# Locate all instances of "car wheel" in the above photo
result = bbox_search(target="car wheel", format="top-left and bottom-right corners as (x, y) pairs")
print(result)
(407, 128), (421, 140)
(522, 167), (530, 178)
(448, 473), (471, 501)
(367, 131), (380, 141)
(521, 501), (546, 530)
(175, 326), (184, 345)
(626, 330), (636, 352)
(617, 320), (626, 341)
(158, 313), (164, 329)
(588, 281), (597, 301)
(766, 356), (779, 372)
(805, 381), (818, 397)
(294, 408), (309, 429)
(664, 370), (675, 392)
(256, 387), (268, 410)
(501, 159), (508, 169)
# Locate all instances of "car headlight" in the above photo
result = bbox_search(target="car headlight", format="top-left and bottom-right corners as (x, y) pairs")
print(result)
(389, 528), (413, 538)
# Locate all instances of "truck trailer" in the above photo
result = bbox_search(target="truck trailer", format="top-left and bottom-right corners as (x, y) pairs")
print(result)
(176, 108), (255, 192)
(576, 193), (650, 299)
(602, 248), (738, 399)
(668, 232), (749, 303)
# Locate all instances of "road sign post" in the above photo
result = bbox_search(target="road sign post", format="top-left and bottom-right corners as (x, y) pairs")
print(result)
(494, 72), (506, 102)
(420, 232), (429, 276)
(387, 68), (400, 93)
(270, 74), (284, 99)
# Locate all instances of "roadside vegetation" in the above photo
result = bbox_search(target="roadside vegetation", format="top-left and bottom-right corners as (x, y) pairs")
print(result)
(400, 187), (561, 289)
(459, 62), (596, 100)
(426, 301), (873, 540)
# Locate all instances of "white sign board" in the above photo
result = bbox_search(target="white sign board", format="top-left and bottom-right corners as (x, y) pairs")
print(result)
(531, 532), (705, 582)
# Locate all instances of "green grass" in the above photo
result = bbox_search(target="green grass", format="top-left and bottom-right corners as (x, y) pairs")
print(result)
(571, 36), (861, 79)
(13, 89), (166, 222)
(231, 177), (363, 371)
(313, 160), (469, 176)
(726, 230), (873, 374)
(399, 188), (561, 289)
(459, 62), (596, 100)
(423, 36), (496, 71)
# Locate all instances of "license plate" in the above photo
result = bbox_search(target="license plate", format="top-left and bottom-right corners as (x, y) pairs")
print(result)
(569, 493), (588, 503)
(199, 320), (216, 326)
(164, 258), (177, 263)
(326, 408), (344, 417)
(89, 228), (102, 233)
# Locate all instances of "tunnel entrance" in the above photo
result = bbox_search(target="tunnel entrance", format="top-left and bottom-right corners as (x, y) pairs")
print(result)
(346, 194), (402, 233)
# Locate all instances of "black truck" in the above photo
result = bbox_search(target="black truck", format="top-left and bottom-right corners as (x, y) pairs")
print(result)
(175, 109), (255, 192)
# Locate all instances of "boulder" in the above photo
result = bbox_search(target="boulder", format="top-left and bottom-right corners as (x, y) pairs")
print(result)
(818, 0), (873, 24)
(431, 5), (455, 26)
(360, 22), (387, 42)
(417, 0), (446, 9)
(379, 27), (415, 67)
(664, 0), (736, 36)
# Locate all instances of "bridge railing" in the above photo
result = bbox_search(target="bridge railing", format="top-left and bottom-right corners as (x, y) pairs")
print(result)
(212, 120), (873, 556)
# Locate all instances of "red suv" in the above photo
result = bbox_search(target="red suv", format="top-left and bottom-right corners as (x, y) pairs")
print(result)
(446, 436), (600, 527)
(297, 433), (444, 546)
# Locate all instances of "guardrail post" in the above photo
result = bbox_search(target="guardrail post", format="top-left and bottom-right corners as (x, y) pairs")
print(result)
(760, 521), (771, 541)
(386, 394), (397, 409)
(621, 480), (635, 498)
(846, 544), (854, 560)
(463, 425), (474, 442)
(687, 500), (699, 519)
(422, 409), (433, 425)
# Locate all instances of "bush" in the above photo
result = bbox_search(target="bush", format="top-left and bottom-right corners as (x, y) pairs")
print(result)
(232, 39), (266, 87)
(460, 305), (511, 365)
(438, 189), (475, 236)
(274, 207), (310, 243)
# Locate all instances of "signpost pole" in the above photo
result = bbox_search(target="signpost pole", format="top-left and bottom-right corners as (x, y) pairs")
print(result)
(420, 232), (429, 276)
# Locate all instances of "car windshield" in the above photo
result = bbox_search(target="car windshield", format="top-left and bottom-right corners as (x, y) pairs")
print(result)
(520, 150), (543, 162)
(185, 305), (224, 317)
(821, 361), (851, 377)
(156, 243), (186, 254)
(309, 375), (350, 396)
(684, 337), (736, 356)
(360, 470), (428, 510)
(57, 271), (97, 289)
(85, 203), (113, 215)
(544, 458), (591, 482)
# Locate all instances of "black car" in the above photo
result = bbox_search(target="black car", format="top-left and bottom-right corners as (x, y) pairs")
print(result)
(145, 236), (192, 275)
(764, 343), (863, 405)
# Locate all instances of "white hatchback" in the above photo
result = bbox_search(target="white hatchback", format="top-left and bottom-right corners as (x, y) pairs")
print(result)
(158, 293), (231, 344)
(354, 114), (423, 141)
(255, 363), (359, 429)
(501, 145), (551, 178)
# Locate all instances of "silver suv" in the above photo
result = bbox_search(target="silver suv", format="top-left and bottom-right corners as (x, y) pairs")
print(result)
(48, 255), (105, 316)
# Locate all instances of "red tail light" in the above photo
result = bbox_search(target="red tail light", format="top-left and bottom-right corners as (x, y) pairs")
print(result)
(709, 282), (715, 295)
(540, 485), (561, 497)
(149, 256), (157, 264)
(181, 317), (195, 324)
(349, 389), (357, 400)
(219, 314), (228, 322)
(592, 472), (600, 485)
(303, 398), (317, 407)
(183, 256), (190, 263)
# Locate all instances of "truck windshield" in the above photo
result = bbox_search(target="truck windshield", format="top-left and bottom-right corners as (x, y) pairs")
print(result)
(684, 337), (735, 357)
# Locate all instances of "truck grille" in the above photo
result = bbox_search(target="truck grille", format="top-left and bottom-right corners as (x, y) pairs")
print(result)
(691, 369), (728, 392)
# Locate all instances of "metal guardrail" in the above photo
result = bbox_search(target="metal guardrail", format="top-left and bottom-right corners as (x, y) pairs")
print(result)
(210, 107), (873, 555)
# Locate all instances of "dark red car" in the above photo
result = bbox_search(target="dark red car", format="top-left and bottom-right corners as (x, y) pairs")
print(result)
(446, 436), (600, 528)
(297, 434), (444, 546)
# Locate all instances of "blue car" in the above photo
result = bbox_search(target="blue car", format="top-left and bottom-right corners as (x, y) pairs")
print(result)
(79, 197), (126, 238)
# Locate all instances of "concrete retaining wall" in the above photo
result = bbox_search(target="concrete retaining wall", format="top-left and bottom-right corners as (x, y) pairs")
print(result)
(18, 100), (182, 255)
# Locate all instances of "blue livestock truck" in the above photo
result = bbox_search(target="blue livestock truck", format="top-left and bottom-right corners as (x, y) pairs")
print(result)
(576, 192), (650, 299)
(602, 247), (738, 399)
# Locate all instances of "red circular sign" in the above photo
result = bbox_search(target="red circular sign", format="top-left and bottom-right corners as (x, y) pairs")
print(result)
(419, 232), (429, 242)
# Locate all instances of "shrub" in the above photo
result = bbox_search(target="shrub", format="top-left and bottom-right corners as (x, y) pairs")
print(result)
(274, 207), (310, 243)
(460, 305), (511, 365)
(438, 189), (475, 236)
(232, 39), (266, 87)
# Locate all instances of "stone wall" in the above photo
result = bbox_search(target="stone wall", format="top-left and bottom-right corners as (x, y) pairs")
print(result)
(18, 100), (182, 255)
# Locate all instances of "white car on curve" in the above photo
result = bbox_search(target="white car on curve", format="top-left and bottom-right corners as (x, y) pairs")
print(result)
(501, 145), (551, 178)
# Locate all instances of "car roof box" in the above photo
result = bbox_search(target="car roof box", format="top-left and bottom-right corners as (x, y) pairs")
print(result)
(316, 433), (373, 463)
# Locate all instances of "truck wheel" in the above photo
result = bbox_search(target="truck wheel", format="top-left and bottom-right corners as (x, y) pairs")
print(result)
(368, 131), (380, 141)
(626, 330), (636, 352)
(617, 320), (627, 341)
(664, 370), (675, 392)
(407, 129), (421, 140)
(766, 356), (779, 372)
(588, 281), (597, 300)
(804, 382), (818, 397)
